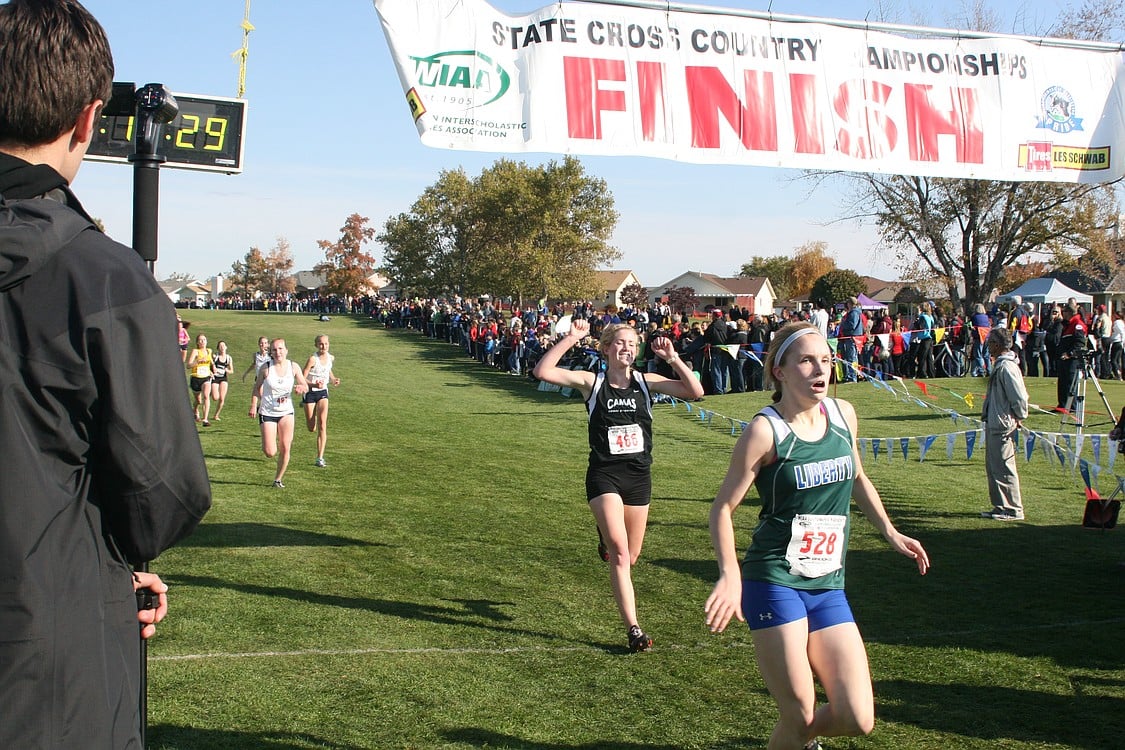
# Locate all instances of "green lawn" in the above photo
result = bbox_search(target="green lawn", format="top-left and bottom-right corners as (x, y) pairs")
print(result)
(149, 310), (1125, 749)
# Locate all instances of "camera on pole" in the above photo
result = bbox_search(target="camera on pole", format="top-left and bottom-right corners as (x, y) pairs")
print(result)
(129, 84), (178, 267)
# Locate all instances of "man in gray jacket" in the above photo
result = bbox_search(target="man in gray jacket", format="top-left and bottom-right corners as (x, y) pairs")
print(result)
(0, 2), (212, 747)
(980, 327), (1029, 520)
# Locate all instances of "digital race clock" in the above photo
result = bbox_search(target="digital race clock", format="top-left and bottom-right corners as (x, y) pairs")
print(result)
(85, 92), (247, 174)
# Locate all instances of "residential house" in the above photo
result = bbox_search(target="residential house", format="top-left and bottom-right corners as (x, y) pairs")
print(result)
(292, 270), (326, 294)
(291, 269), (391, 296)
(650, 271), (775, 316)
(592, 269), (642, 310)
(163, 278), (213, 307)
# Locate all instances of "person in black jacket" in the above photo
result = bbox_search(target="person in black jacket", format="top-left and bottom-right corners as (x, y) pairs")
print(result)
(1044, 305), (1064, 378)
(683, 309), (735, 394)
(0, 2), (212, 748)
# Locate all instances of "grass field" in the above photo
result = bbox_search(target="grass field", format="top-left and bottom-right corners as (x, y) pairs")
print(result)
(149, 310), (1125, 749)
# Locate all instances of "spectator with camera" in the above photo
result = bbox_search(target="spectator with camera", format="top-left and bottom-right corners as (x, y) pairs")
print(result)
(0, 2), (212, 746)
(1056, 302), (1089, 412)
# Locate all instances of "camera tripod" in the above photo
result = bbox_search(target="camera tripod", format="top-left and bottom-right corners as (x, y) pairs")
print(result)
(1060, 352), (1115, 440)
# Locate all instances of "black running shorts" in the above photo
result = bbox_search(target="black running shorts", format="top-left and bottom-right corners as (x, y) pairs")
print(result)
(585, 462), (652, 506)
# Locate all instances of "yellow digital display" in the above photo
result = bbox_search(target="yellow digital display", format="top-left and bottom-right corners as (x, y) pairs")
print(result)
(86, 93), (246, 174)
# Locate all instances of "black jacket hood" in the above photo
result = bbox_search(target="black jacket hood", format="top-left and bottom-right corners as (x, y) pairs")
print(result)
(0, 153), (96, 292)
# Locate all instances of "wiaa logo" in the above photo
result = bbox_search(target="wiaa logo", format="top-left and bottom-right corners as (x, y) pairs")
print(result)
(409, 50), (511, 106)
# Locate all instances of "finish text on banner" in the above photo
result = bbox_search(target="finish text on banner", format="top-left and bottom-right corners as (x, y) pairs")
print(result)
(373, 0), (1125, 183)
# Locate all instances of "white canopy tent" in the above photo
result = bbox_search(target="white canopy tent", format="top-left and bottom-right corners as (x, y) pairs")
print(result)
(996, 277), (1092, 305)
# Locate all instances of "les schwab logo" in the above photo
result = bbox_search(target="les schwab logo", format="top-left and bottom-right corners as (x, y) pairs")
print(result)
(1020, 85), (1110, 173)
(405, 49), (511, 121)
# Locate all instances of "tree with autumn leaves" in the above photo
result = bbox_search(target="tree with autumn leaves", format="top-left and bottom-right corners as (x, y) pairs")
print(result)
(740, 240), (838, 303)
(315, 214), (378, 299)
(228, 238), (295, 298)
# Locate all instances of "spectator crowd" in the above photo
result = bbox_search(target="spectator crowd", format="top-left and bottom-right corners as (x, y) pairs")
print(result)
(357, 292), (1121, 400)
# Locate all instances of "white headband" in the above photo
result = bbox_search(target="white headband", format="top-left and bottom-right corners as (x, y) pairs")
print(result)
(774, 327), (818, 364)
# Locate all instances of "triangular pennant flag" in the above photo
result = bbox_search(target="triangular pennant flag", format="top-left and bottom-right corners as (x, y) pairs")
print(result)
(934, 326), (946, 344)
(1054, 442), (1067, 467)
(900, 437), (910, 460)
(876, 333), (890, 351)
(721, 344), (740, 359)
(1013, 430), (1021, 449)
(1063, 434), (1073, 453)
(947, 433), (956, 459)
(872, 438), (882, 461)
(684, 402), (693, 413)
(963, 392), (974, 409)
(918, 435), (937, 462)
(902, 331), (913, 347)
(966, 430), (977, 459)
(1092, 463), (1103, 483)
(1111, 444), (1117, 470)
(859, 439), (868, 460)
(1092, 435), (1102, 464)
(1025, 432), (1036, 461)
(913, 381), (933, 398)
(1075, 434), (1085, 459)
(1079, 459), (1093, 489)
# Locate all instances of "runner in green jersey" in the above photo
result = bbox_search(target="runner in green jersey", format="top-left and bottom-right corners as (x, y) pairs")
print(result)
(705, 322), (930, 750)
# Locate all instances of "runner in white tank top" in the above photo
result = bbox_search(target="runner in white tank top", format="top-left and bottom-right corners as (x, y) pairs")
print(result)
(249, 338), (309, 488)
(302, 334), (341, 468)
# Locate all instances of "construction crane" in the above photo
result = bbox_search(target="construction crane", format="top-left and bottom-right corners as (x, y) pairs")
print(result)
(233, 0), (253, 98)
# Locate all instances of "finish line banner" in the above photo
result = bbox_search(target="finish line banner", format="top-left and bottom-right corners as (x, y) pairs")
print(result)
(373, 0), (1125, 183)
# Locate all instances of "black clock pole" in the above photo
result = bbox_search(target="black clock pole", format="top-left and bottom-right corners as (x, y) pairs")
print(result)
(131, 154), (161, 272)
(129, 84), (177, 272)
(126, 84), (178, 748)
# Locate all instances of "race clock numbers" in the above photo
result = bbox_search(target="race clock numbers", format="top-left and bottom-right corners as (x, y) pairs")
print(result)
(85, 93), (246, 174)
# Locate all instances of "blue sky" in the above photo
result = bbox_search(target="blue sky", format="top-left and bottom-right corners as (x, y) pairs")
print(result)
(75, 0), (1084, 288)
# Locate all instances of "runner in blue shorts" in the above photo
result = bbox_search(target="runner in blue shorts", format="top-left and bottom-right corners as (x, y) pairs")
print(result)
(705, 322), (930, 750)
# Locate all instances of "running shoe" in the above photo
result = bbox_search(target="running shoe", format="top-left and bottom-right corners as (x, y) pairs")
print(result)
(627, 625), (652, 653)
(202, 421), (210, 427)
(981, 509), (1024, 521)
(272, 480), (285, 489)
(315, 457), (327, 468)
(803, 741), (824, 750)
(596, 527), (608, 562)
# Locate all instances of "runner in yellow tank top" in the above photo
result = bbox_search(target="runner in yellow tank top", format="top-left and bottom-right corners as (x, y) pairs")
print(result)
(185, 333), (214, 426)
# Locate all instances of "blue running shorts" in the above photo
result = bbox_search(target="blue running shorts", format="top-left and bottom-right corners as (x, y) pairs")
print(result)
(742, 580), (855, 632)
